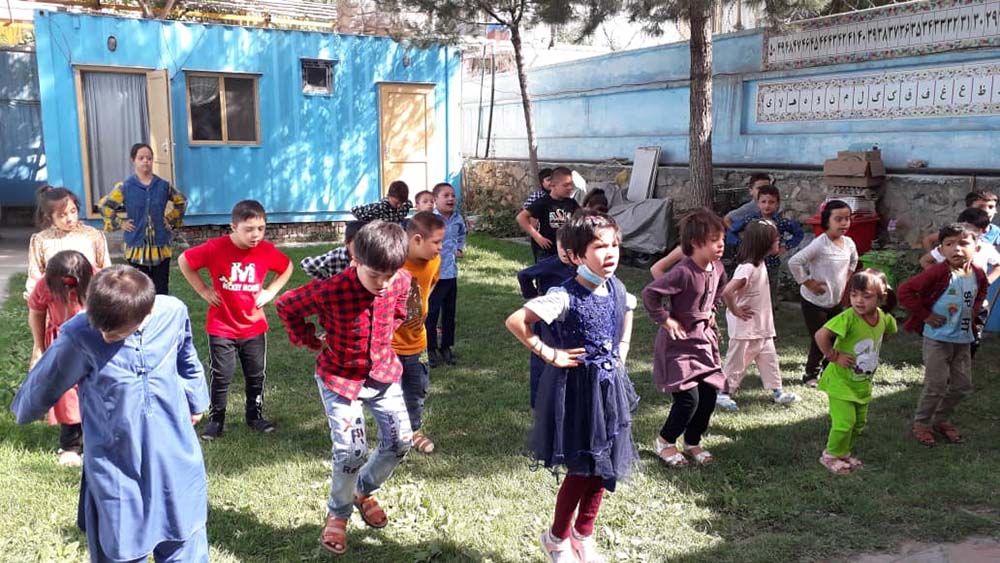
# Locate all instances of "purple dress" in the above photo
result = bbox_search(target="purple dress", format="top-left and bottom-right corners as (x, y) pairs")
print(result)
(642, 257), (728, 393)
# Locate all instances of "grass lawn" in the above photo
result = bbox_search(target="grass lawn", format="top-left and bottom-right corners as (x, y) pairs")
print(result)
(1, 233), (999, 562)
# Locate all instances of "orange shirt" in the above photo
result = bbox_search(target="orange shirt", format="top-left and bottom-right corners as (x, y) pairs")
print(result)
(393, 255), (441, 355)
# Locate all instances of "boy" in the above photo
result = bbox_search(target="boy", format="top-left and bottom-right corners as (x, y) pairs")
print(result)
(923, 190), (1000, 249)
(414, 190), (436, 212)
(724, 173), (773, 229)
(397, 212), (445, 453)
(899, 223), (989, 447)
(178, 200), (293, 440)
(919, 207), (1000, 282)
(275, 221), (412, 556)
(301, 220), (365, 281)
(726, 184), (804, 299)
(522, 167), (554, 210)
(426, 182), (466, 367)
(352, 180), (412, 223)
(13, 265), (210, 562)
(517, 166), (580, 263)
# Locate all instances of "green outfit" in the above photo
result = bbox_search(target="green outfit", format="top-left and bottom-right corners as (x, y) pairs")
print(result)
(818, 308), (897, 456)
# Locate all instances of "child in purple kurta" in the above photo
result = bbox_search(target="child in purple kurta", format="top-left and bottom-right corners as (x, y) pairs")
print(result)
(642, 209), (728, 467)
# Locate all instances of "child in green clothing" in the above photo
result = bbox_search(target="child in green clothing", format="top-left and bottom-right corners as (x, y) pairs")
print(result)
(814, 269), (897, 475)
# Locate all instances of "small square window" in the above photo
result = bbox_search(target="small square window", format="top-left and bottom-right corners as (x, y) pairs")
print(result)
(302, 59), (335, 95)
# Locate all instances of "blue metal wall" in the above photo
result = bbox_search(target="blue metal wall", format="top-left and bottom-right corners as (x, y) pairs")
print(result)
(0, 49), (45, 206)
(34, 12), (461, 224)
(462, 29), (1000, 171)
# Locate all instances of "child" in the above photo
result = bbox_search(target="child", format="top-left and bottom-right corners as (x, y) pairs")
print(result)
(13, 265), (210, 562)
(275, 221), (412, 556)
(923, 190), (999, 249)
(788, 200), (858, 387)
(814, 269), (897, 474)
(27, 250), (94, 466)
(522, 167), (554, 210)
(426, 182), (466, 367)
(899, 223), (989, 447)
(582, 188), (610, 213)
(517, 167), (581, 262)
(516, 227), (576, 409)
(717, 220), (800, 411)
(26, 185), (110, 299)
(352, 180), (412, 223)
(414, 190), (436, 213)
(642, 208), (728, 467)
(178, 200), (293, 440)
(301, 220), (365, 281)
(919, 207), (1000, 280)
(726, 184), (804, 300)
(505, 210), (638, 563)
(98, 143), (187, 295)
(396, 212), (445, 454)
(723, 172), (773, 228)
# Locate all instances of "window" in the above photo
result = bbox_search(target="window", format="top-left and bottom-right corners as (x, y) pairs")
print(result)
(186, 73), (260, 144)
(301, 59), (335, 95)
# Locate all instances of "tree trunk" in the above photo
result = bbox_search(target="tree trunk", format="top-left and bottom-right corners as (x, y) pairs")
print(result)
(688, 1), (714, 208)
(509, 25), (540, 182)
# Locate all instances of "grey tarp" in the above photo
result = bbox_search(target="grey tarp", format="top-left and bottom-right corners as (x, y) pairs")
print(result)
(588, 183), (674, 255)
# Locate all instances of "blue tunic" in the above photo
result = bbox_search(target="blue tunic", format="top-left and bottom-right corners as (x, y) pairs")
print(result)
(12, 296), (210, 561)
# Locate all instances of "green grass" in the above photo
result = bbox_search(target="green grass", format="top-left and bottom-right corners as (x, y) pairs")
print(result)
(1, 233), (999, 562)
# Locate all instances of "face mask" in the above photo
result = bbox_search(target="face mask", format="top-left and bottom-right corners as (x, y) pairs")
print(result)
(577, 263), (607, 285)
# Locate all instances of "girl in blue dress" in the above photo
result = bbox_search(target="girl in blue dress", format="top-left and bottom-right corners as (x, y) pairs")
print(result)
(506, 210), (639, 563)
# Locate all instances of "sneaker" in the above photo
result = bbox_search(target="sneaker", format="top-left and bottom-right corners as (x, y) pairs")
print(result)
(571, 528), (606, 563)
(428, 349), (441, 368)
(441, 347), (456, 365)
(247, 418), (276, 434)
(716, 393), (739, 411)
(772, 390), (801, 405)
(200, 420), (224, 441)
(539, 530), (577, 563)
(804, 378), (819, 388)
(57, 449), (82, 467)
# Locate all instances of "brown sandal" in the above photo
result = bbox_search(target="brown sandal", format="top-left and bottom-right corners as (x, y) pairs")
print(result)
(911, 423), (937, 447)
(412, 430), (435, 454)
(934, 421), (965, 444)
(319, 514), (348, 555)
(354, 494), (388, 528)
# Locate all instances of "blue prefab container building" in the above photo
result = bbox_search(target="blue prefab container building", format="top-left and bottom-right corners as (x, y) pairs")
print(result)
(33, 11), (462, 224)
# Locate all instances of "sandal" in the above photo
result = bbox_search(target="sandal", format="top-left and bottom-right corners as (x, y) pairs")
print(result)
(654, 438), (688, 467)
(934, 421), (965, 444)
(319, 514), (348, 555)
(570, 528), (607, 563)
(819, 451), (852, 475)
(412, 430), (435, 454)
(354, 494), (388, 529)
(844, 455), (864, 470)
(684, 445), (714, 465)
(911, 423), (937, 447)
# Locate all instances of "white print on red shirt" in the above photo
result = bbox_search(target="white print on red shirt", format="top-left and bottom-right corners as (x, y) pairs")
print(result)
(219, 262), (261, 293)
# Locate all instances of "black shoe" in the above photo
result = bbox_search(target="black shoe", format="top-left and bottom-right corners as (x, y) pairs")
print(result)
(428, 348), (441, 368)
(441, 347), (456, 365)
(247, 418), (276, 433)
(200, 420), (224, 441)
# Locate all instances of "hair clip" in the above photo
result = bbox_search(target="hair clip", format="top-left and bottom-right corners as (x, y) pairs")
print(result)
(62, 276), (78, 287)
(43, 185), (54, 192)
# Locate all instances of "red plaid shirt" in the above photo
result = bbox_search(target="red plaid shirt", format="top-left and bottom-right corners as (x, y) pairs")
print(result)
(276, 266), (410, 399)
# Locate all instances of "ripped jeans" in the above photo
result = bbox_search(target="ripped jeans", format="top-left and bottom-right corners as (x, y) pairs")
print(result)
(315, 376), (412, 518)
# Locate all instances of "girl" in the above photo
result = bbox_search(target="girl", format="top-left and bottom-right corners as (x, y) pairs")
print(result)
(717, 220), (800, 411)
(788, 200), (858, 387)
(98, 142), (187, 295)
(642, 208), (728, 467)
(506, 210), (638, 563)
(25, 186), (109, 300)
(27, 250), (94, 466)
(814, 269), (897, 475)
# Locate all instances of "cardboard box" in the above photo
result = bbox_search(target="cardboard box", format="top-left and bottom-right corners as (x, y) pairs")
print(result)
(823, 155), (886, 177)
(837, 149), (881, 161)
(823, 175), (883, 187)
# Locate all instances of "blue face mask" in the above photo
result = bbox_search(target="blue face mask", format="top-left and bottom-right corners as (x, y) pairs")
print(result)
(577, 263), (607, 285)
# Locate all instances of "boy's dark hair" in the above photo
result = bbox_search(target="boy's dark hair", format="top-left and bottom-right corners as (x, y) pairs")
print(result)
(45, 250), (93, 309)
(86, 265), (155, 333)
(129, 142), (153, 160)
(748, 172), (772, 187)
(556, 225), (574, 249)
(538, 167), (554, 189)
(387, 180), (409, 201)
(680, 208), (726, 256)
(956, 207), (990, 231)
(34, 185), (81, 228)
(432, 182), (454, 197)
(820, 200), (852, 230)
(414, 190), (434, 203)
(755, 184), (781, 201)
(735, 219), (778, 267)
(344, 220), (365, 244)
(562, 209), (620, 260)
(231, 199), (266, 224)
(938, 222), (978, 244)
(352, 220), (407, 272)
(965, 190), (998, 207)
(850, 268), (897, 312)
(582, 188), (609, 213)
(406, 211), (446, 238)
(551, 166), (573, 183)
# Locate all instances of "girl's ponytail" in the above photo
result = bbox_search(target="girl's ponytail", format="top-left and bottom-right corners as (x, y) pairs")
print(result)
(44, 250), (93, 308)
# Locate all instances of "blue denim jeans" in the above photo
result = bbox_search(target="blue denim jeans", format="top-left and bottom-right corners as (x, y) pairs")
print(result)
(399, 353), (430, 431)
(315, 377), (412, 518)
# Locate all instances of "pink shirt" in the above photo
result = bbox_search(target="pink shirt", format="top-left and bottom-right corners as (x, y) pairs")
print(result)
(725, 262), (775, 340)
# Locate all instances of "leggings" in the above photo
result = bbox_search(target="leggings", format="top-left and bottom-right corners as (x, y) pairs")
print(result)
(659, 380), (717, 446)
(801, 299), (843, 382)
(551, 475), (604, 540)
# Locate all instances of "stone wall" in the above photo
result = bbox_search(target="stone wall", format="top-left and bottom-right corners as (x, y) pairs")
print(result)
(175, 221), (345, 247)
(461, 158), (1000, 249)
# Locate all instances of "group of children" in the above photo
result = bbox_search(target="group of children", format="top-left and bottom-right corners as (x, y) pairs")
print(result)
(10, 162), (998, 561)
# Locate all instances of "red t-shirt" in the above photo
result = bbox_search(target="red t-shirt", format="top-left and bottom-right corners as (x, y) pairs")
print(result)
(183, 235), (291, 339)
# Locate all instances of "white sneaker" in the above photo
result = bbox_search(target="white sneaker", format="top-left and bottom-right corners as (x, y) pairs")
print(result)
(716, 393), (739, 411)
(772, 390), (801, 405)
(571, 528), (606, 563)
(57, 449), (82, 467)
(540, 530), (577, 563)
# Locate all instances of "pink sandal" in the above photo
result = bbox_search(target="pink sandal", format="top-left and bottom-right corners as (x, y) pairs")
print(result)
(684, 445), (714, 465)
(819, 451), (853, 475)
(654, 438), (688, 467)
